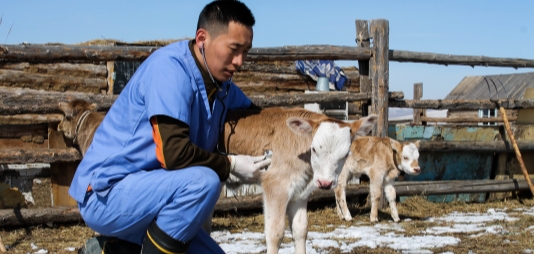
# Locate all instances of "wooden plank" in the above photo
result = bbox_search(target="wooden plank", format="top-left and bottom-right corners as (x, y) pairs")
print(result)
(48, 123), (79, 207)
(369, 19), (389, 137)
(389, 49), (534, 68)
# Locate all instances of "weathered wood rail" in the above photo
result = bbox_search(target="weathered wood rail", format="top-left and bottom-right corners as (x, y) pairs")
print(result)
(2, 178), (533, 227)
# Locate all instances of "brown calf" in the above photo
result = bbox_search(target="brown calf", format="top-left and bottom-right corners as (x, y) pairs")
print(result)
(58, 100), (104, 156)
(334, 136), (421, 223)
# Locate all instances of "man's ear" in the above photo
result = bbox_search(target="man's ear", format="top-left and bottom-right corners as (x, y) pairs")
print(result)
(195, 29), (208, 48)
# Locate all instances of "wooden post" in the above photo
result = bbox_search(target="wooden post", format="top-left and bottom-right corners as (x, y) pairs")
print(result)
(356, 20), (371, 117)
(369, 19), (389, 137)
(356, 20), (371, 94)
(106, 61), (115, 95)
(413, 83), (423, 125)
(48, 123), (79, 207)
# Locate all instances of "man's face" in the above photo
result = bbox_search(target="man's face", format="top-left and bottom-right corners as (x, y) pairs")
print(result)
(202, 21), (253, 82)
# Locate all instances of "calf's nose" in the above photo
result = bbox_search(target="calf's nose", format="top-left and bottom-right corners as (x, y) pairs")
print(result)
(317, 180), (332, 190)
(414, 167), (421, 173)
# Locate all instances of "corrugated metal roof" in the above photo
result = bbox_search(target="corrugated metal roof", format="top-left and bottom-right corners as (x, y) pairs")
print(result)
(445, 72), (534, 100)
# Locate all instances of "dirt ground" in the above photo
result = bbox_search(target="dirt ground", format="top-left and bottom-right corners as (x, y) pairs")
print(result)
(1, 178), (534, 253)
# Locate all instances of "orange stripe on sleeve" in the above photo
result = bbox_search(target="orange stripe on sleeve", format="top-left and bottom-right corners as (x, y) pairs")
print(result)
(150, 116), (167, 168)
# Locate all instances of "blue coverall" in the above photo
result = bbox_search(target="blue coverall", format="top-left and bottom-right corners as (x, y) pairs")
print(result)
(68, 40), (251, 253)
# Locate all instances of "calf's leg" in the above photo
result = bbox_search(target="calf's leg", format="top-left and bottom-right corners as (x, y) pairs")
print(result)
(369, 170), (385, 222)
(384, 179), (400, 222)
(288, 199), (308, 254)
(334, 167), (353, 221)
(263, 184), (289, 254)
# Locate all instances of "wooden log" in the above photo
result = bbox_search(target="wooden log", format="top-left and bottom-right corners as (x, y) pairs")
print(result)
(0, 114), (63, 125)
(0, 148), (81, 164)
(0, 69), (107, 93)
(250, 92), (372, 107)
(0, 62), (106, 78)
(2, 178), (534, 226)
(0, 44), (372, 62)
(0, 87), (403, 114)
(0, 44), (158, 62)
(217, 178), (534, 212)
(2, 140), (530, 165)
(418, 140), (534, 152)
(370, 19), (389, 137)
(0, 207), (82, 227)
(0, 87), (117, 114)
(356, 20), (371, 94)
(421, 116), (517, 123)
(389, 98), (534, 110)
(3, 44), (534, 69)
(389, 49), (534, 68)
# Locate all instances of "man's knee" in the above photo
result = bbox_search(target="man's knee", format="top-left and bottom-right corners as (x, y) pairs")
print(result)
(189, 166), (222, 200)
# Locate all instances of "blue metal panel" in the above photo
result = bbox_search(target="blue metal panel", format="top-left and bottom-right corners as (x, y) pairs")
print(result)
(389, 124), (497, 203)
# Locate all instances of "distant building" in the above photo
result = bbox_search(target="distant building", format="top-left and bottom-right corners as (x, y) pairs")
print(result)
(445, 72), (534, 125)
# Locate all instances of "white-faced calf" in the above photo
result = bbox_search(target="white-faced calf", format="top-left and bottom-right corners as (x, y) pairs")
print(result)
(58, 100), (104, 156)
(222, 108), (377, 254)
(334, 137), (421, 222)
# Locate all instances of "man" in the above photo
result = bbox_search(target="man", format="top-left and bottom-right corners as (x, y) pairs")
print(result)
(70, 1), (270, 253)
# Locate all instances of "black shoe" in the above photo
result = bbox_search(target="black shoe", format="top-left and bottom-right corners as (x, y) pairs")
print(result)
(78, 235), (142, 254)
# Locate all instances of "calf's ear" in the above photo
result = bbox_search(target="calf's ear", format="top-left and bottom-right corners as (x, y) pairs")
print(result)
(390, 138), (402, 154)
(414, 140), (421, 148)
(350, 114), (377, 140)
(286, 117), (314, 136)
(89, 103), (98, 112)
(58, 102), (72, 116)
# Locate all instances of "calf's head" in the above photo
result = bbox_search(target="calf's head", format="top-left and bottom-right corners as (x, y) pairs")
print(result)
(58, 100), (98, 140)
(286, 114), (377, 190)
(391, 139), (421, 175)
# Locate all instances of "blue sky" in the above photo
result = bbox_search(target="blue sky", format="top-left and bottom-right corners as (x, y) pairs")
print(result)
(2, 1), (533, 99)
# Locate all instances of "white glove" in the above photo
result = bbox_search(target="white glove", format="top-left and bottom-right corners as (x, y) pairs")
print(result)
(228, 154), (271, 183)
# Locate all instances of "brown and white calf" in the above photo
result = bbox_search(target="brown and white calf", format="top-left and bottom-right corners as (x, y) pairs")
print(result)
(58, 100), (104, 156)
(222, 108), (377, 254)
(334, 137), (421, 223)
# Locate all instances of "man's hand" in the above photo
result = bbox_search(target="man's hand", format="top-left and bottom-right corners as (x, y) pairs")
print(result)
(228, 155), (271, 183)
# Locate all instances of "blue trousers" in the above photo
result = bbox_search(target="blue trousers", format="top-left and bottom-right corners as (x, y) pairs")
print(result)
(79, 166), (224, 253)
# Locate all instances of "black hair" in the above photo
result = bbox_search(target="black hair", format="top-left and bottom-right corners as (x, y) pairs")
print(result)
(197, 0), (255, 34)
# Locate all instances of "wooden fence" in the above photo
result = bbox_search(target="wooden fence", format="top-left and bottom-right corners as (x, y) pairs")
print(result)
(2, 18), (534, 225)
